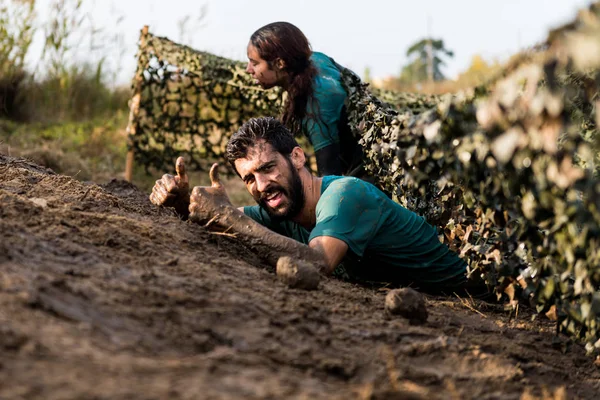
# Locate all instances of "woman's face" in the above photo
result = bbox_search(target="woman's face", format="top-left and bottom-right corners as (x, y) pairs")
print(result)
(246, 42), (282, 89)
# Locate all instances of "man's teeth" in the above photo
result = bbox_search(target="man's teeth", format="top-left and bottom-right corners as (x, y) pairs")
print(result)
(265, 191), (279, 201)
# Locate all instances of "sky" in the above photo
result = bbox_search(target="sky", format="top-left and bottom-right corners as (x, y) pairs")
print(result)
(29, 0), (593, 86)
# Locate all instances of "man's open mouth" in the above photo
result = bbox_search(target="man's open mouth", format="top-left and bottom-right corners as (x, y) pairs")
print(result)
(264, 191), (283, 208)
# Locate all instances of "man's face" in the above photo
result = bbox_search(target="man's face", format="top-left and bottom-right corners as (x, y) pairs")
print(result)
(234, 141), (304, 219)
(246, 42), (281, 89)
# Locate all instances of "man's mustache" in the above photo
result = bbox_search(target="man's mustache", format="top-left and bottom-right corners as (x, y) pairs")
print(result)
(258, 184), (287, 202)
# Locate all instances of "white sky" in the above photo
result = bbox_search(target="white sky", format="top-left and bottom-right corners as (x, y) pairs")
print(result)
(30, 0), (592, 86)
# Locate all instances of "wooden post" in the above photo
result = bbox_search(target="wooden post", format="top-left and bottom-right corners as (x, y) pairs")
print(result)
(124, 25), (149, 182)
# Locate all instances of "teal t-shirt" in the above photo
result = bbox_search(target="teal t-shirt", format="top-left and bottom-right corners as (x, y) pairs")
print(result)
(243, 176), (467, 288)
(303, 52), (347, 152)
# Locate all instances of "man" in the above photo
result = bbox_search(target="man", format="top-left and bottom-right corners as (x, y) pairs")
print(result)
(150, 117), (476, 293)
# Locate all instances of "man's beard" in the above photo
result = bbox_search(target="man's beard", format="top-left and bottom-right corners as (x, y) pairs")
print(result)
(256, 159), (305, 221)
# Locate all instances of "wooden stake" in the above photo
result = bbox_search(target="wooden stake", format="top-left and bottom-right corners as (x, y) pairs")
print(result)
(124, 25), (149, 182)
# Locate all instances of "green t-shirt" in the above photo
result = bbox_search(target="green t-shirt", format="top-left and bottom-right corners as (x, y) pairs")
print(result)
(303, 52), (347, 152)
(243, 176), (467, 289)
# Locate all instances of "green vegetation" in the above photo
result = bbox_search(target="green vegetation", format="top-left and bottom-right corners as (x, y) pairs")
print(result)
(0, 0), (139, 187)
(399, 37), (454, 84)
(0, 1), (254, 202)
(0, 115), (127, 181)
(342, 6), (600, 353)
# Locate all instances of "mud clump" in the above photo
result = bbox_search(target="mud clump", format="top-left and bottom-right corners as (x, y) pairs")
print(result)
(276, 256), (320, 290)
(385, 288), (428, 324)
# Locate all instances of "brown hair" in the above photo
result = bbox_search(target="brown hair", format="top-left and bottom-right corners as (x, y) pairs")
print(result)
(250, 22), (318, 135)
(225, 117), (299, 174)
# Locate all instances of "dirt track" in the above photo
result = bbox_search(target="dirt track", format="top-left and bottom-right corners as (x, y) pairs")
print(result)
(1, 154), (599, 400)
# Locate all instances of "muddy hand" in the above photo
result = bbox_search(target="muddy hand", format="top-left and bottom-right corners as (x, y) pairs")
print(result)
(149, 156), (190, 217)
(189, 163), (234, 224)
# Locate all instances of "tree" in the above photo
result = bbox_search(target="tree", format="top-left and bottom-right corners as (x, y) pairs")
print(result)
(455, 54), (501, 86)
(399, 38), (454, 84)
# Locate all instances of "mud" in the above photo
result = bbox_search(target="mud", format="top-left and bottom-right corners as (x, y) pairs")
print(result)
(385, 288), (428, 324)
(276, 257), (320, 290)
(1, 153), (599, 400)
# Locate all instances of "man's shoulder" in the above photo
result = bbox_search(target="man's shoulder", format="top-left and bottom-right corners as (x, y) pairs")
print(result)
(311, 176), (386, 254)
(321, 175), (367, 188)
(320, 176), (379, 206)
(322, 175), (365, 191)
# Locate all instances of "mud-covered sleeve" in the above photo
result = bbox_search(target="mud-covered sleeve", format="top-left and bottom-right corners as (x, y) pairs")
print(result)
(243, 205), (308, 243)
(308, 179), (384, 257)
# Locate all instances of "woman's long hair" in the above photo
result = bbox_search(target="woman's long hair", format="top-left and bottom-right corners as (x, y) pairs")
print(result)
(250, 22), (318, 135)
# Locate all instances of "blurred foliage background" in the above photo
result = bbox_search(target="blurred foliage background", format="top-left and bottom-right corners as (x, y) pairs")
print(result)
(0, 0), (516, 193)
(0, 0), (241, 197)
(0, 0), (132, 184)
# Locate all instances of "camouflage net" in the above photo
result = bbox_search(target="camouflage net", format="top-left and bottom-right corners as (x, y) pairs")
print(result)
(342, 4), (600, 352)
(127, 3), (600, 352)
(128, 30), (284, 173)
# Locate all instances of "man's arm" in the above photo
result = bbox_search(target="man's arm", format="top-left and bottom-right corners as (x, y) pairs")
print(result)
(189, 163), (330, 273)
(308, 177), (384, 272)
(308, 236), (348, 274)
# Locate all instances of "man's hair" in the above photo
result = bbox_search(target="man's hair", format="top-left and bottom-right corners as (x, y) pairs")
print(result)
(250, 22), (318, 135)
(225, 117), (300, 173)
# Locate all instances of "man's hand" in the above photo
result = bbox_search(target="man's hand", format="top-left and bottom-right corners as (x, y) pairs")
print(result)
(188, 163), (329, 276)
(189, 163), (234, 224)
(149, 156), (190, 218)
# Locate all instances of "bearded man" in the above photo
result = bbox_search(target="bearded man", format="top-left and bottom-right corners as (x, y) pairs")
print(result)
(150, 117), (482, 294)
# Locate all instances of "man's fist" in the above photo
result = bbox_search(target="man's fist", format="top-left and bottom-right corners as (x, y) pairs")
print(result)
(149, 156), (190, 217)
(189, 163), (234, 224)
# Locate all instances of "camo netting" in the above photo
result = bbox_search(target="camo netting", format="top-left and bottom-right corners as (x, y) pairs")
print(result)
(128, 31), (284, 172)
(342, 4), (600, 351)
(128, 3), (600, 351)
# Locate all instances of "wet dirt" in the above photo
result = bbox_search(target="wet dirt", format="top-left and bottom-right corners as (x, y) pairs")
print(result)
(1, 154), (599, 400)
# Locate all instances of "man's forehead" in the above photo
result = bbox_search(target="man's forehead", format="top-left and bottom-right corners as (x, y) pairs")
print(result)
(245, 140), (276, 159)
(234, 140), (279, 173)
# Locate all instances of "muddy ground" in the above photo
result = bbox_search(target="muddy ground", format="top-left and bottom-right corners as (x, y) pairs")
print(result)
(1, 154), (599, 400)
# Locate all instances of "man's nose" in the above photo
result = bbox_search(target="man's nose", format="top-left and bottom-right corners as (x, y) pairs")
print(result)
(255, 174), (269, 193)
(246, 63), (253, 74)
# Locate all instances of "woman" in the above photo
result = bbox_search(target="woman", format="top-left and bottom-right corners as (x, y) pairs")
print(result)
(246, 22), (365, 177)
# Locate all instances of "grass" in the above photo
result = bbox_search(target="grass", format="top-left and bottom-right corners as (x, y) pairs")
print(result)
(0, 114), (254, 207)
